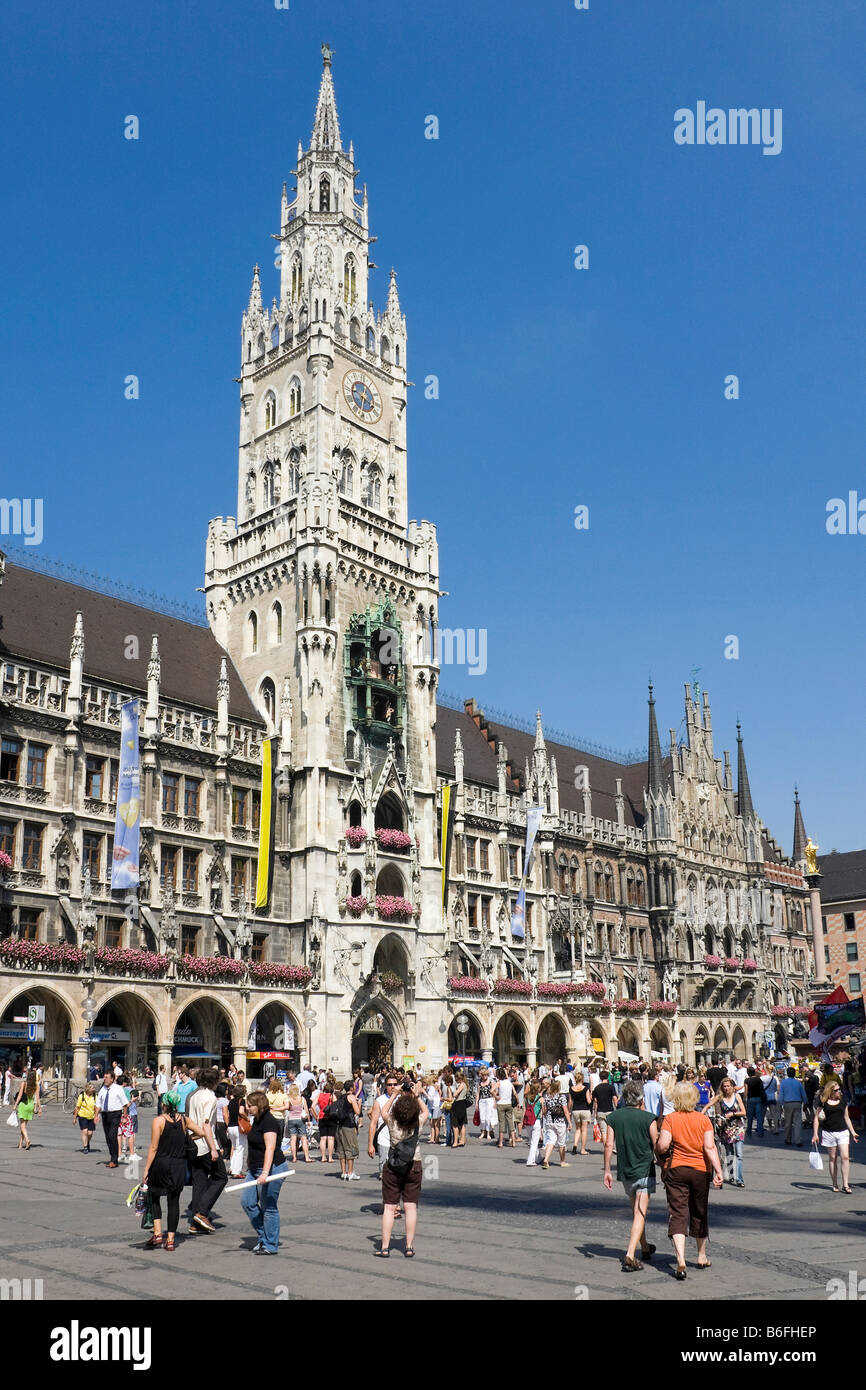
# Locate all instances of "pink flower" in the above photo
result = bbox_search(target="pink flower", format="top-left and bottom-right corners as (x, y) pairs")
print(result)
(345, 826), (368, 847)
(493, 977), (532, 995)
(375, 828), (411, 852)
(648, 1000), (677, 1015)
(375, 894), (413, 920)
(704, 954), (722, 968)
(448, 975), (488, 994)
(742, 959), (758, 971)
(345, 895), (367, 915)
(249, 962), (312, 986)
(724, 957), (741, 970)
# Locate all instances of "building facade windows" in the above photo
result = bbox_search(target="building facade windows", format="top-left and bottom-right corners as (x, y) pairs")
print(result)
(26, 744), (47, 788)
(0, 737), (21, 781)
(22, 822), (43, 870)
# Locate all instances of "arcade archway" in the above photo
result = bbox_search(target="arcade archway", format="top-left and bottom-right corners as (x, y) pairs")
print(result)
(447, 1010), (483, 1060)
(352, 1003), (395, 1071)
(536, 1012), (568, 1066)
(89, 992), (158, 1074)
(0, 984), (75, 1071)
(492, 1011), (527, 1066)
(174, 997), (235, 1072)
(247, 1000), (303, 1079)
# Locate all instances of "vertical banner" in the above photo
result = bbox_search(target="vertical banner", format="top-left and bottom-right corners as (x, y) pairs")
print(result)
(511, 806), (543, 940)
(111, 699), (141, 890)
(255, 738), (273, 909)
(440, 783), (455, 916)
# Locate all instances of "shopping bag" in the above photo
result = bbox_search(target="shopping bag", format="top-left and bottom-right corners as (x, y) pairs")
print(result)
(808, 1144), (823, 1171)
(6, 1111), (19, 1128)
(472, 1107), (481, 1128)
(592, 1122), (602, 1143)
(140, 1190), (154, 1230)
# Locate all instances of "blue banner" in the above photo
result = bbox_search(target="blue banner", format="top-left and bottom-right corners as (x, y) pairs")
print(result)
(111, 699), (141, 890)
(511, 806), (543, 940)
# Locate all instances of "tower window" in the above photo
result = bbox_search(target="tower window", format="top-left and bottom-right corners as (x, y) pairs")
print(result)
(339, 451), (354, 497)
(264, 395), (276, 431)
(319, 176), (330, 212)
(270, 601), (283, 644)
(366, 467), (381, 510)
(366, 327), (375, 352)
(289, 380), (301, 418)
(260, 678), (276, 722)
(270, 325), (279, 350)
(380, 337), (390, 366)
(291, 258), (302, 303)
(248, 612), (258, 654)
(344, 257), (357, 304)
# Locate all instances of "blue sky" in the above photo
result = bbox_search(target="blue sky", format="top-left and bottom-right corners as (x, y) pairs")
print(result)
(1, 0), (863, 852)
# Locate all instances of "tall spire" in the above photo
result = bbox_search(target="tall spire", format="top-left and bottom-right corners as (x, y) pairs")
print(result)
(792, 787), (807, 863)
(647, 683), (663, 794)
(247, 264), (262, 316)
(385, 268), (403, 328)
(534, 709), (545, 752)
(311, 42), (342, 153)
(736, 721), (754, 819)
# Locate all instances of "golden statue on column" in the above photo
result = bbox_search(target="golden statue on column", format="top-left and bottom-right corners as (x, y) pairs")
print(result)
(804, 838), (819, 875)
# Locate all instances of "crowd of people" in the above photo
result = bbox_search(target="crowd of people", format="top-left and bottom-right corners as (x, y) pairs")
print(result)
(6, 1045), (863, 1267)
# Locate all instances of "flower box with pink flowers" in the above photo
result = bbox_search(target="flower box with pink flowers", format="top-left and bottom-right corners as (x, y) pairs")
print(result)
(724, 957), (741, 970)
(704, 954), (722, 968)
(538, 982), (574, 998)
(770, 1004), (793, 1018)
(574, 980), (607, 999)
(345, 894), (368, 916)
(345, 826), (368, 848)
(648, 1000), (677, 1015)
(375, 894), (414, 921)
(448, 975), (489, 995)
(615, 998), (646, 1013)
(0, 851), (12, 874)
(179, 954), (245, 982)
(742, 959), (758, 972)
(375, 828), (412, 853)
(249, 961), (312, 987)
(0, 938), (84, 970)
(493, 977), (532, 996)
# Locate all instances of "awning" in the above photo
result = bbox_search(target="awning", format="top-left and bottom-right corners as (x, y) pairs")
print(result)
(213, 913), (235, 950)
(59, 896), (77, 928)
(140, 905), (160, 941)
(173, 1049), (220, 1058)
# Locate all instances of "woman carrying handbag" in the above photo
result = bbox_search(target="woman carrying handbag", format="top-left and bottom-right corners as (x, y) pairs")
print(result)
(141, 1090), (207, 1250)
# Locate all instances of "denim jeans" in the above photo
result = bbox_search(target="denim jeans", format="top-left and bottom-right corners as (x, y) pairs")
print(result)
(723, 1140), (744, 1182)
(746, 1097), (766, 1136)
(444, 1109), (453, 1146)
(240, 1162), (288, 1253)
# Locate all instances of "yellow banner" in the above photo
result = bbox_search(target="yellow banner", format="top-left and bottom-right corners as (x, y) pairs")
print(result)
(440, 783), (453, 913)
(255, 738), (273, 909)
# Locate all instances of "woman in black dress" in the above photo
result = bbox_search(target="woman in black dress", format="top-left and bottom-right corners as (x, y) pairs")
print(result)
(450, 1070), (469, 1148)
(141, 1090), (204, 1250)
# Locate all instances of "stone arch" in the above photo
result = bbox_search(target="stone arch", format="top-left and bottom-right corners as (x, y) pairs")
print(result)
(713, 1024), (729, 1053)
(447, 1007), (485, 1058)
(731, 1024), (747, 1056)
(650, 1021), (672, 1058)
(247, 997), (305, 1068)
(535, 1011), (568, 1066)
(615, 1022), (641, 1059)
(375, 863), (406, 898)
(492, 1009), (529, 1066)
(88, 987), (163, 1073)
(351, 993), (405, 1071)
(374, 789), (405, 832)
(0, 980), (78, 1070)
(373, 931), (410, 981)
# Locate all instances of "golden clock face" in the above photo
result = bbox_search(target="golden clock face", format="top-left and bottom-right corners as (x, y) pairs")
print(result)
(342, 370), (382, 423)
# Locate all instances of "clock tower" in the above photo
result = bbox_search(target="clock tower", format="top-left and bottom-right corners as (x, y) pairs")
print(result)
(204, 45), (444, 1073)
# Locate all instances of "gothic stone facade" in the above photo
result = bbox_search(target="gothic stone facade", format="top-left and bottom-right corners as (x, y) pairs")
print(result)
(0, 53), (815, 1076)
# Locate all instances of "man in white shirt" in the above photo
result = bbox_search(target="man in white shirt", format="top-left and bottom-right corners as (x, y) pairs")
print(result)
(186, 1067), (226, 1234)
(96, 1072), (128, 1167)
(731, 1059), (748, 1091)
(113, 1061), (123, 1079)
(643, 1068), (664, 1121)
(295, 1066), (315, 1092)
(155, 1064), (169, 1114)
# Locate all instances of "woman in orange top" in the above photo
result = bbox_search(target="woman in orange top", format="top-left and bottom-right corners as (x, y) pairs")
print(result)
(656, 1081), (724, 1280)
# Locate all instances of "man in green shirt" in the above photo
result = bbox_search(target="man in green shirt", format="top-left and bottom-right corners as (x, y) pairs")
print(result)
(602, 1079), (659, 1272)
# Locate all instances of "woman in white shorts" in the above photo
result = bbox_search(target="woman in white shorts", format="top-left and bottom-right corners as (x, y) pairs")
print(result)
(425, 1073), (442, 1144)
(812, 1078), (858, 1193)
(540, 1081), (571, 1169)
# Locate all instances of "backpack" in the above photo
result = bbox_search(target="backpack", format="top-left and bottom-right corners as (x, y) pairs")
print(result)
(330, 1092), (350, 1125)
(387, 1125), (419, 1178)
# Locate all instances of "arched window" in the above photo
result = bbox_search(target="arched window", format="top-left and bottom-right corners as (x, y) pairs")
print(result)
(395, 344), (401, 367)
(262, 461), (275, 507)
(246, 339), (252, 362)
(291, 258), (302, 303)
(366, 326), (375, 352)
(350, 870), (363, 897)
(626, 870), (636, 905)
(348, 800), (363, 828)
(635, 873), (646, 907)
(334, 308), (344, 337)
(604, 865), (616, 903)
(283, 315), (293, 346)
(350, 317), (361, 346)
(366, 466), (381, 509)
(289, 379), (301, 418)
(264, 394), (276, 431)
(380, 336), (391, 366)
(339, 451), (354, 497)
(270, 325), (279, 350)
(319, 176), (330, 212)
(269, 601), (282, 645)
(259, 677), (276, 722)
(256, 333), (265, 359)
(594, 863), (604, 898)
(344, 256), (357, 304)
(248, 612), (258, 654)
(322, 299), (327, 321)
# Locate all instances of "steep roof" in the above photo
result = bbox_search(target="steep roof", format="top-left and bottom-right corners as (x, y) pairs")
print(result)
(436, 700), (650, 829)
(0, 563), (261, 723)
(817, 850), (866, 905)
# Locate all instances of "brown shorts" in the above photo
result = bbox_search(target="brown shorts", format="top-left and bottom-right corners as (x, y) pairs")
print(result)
(381, 1157), (422, 1206)
(336, 1124), (359, 1159)
(662, 1164), (711, 1239)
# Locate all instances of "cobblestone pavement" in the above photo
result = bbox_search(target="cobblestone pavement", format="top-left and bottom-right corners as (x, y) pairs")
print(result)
(1, 1106), (863, 1301)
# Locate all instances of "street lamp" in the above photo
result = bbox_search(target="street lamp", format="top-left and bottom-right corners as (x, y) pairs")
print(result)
(303, 1007), (318, 1071)
(82, 995), (97, 1079)
(455, 1012), (470, 1062)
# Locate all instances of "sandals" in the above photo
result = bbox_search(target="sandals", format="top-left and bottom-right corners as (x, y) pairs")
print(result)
(164, 1235), (176, 1252)
(145, 1234), (164, 1249)
(621, 1256), (643, 1272)
(675, 1266), (687, 1280)
(696, 1261), (712, 1270)
(404, 1247), (416, 1258)
(641, 1244), (656, 1260)
(374, 1247), (390, 1258)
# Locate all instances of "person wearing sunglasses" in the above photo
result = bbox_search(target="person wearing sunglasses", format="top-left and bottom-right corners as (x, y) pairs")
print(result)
(812, 1077), (858, 1193)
